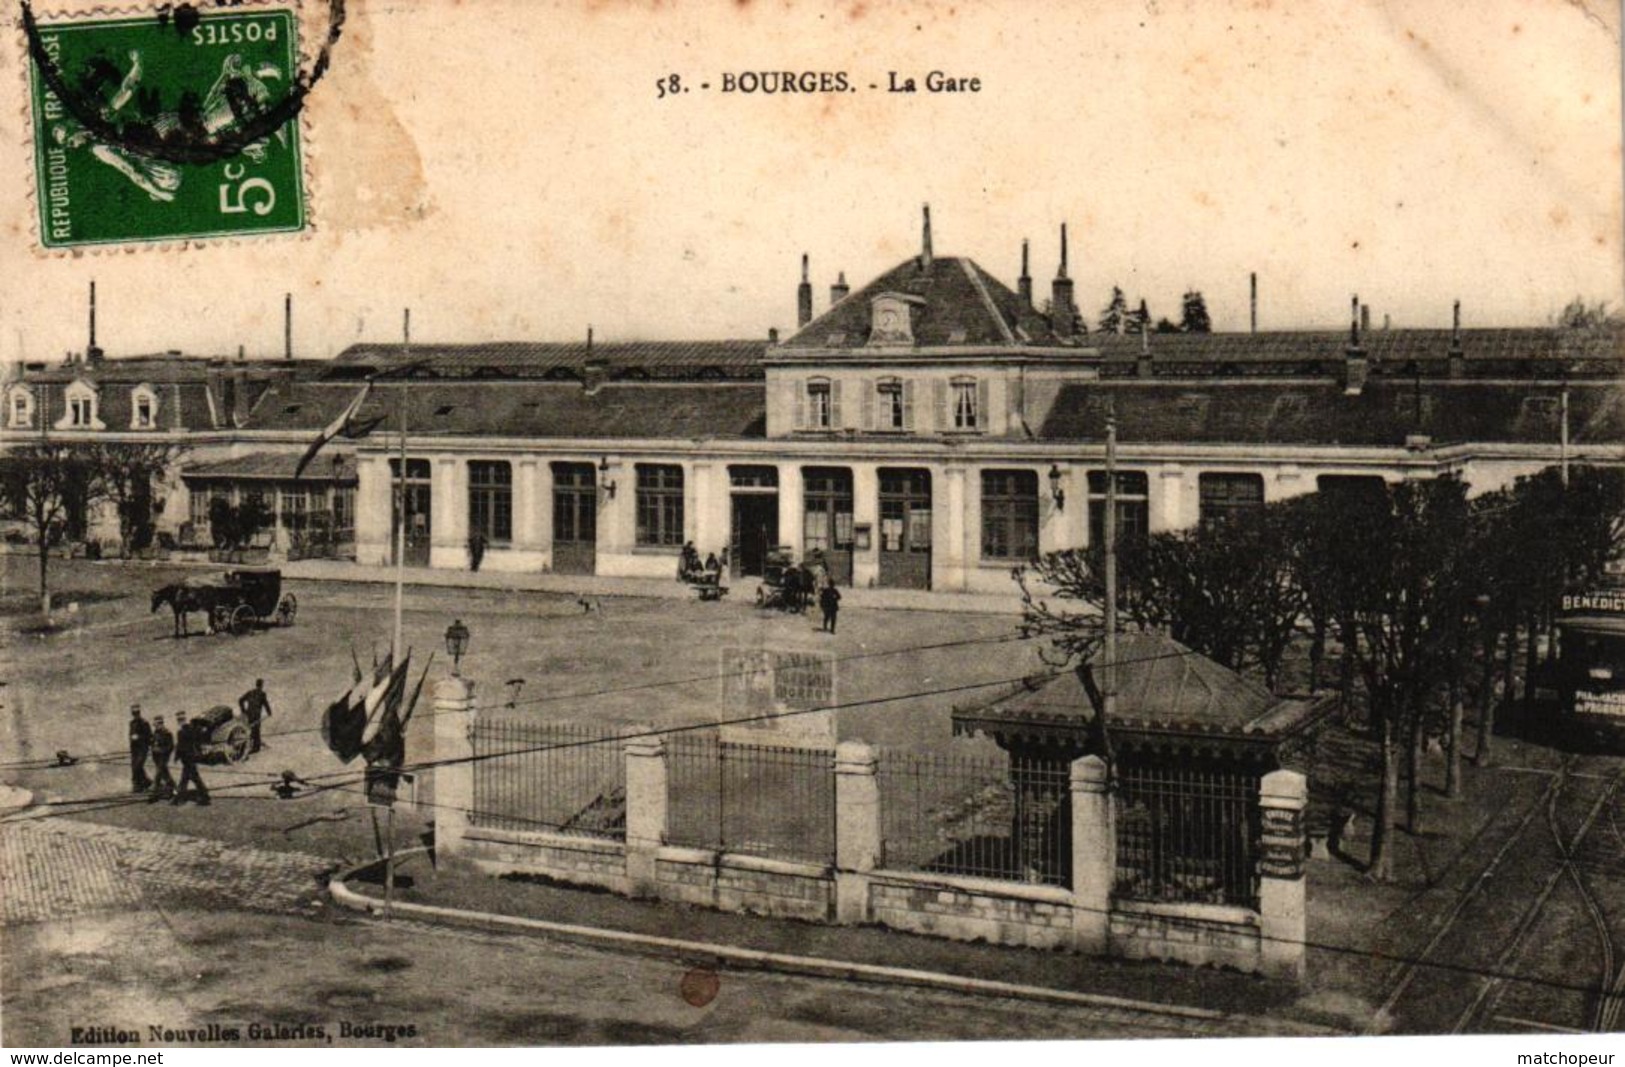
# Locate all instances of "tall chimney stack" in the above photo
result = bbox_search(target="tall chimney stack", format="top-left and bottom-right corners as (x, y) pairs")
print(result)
(830, 271), (849, 305)
(1249, 272), (1258, 334)
(1018, 239), (1033, 307)
(1360, 303), (1371, 335)
(86, 280), (103, 364)
(1344, 293), (1368, 395)
(1448, 299), (1465, 378)
(797, 254), (813, 328)
(1452, 299), (1461, 345)
(921, 203), (933, 269)
(1049, 223), (1076, 338)
(1350, 294), (1361, 347)
(284, 293), (292, 360)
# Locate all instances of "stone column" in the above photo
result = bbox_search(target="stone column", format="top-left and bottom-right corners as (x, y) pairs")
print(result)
(940, 464), (967, 591)
(513, 459), (543, 566)
(430, 457), (468, 569)
(1069, 754), (1113, 955)
(851, 464), (880, 588)
(778, 463), (804, 556)
(1258, 768), (1309, 981)
(834, 741), (881, 924)
(357, 456), (394, 567)
(433, 676), (476, 863)
(623, 726), (667, 897)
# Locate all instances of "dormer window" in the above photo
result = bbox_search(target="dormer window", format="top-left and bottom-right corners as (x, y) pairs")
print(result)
(6, 386), (33, 429)
(867, 293), (924, 347)
(130, 384), (159, 429)
(57, 380), (103, 430)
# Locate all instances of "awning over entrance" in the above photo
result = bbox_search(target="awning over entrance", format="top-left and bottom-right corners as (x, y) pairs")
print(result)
(182, 452), (357, 484)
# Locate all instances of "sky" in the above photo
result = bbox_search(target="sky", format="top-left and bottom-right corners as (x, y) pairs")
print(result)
(2, 0), (1621, 364)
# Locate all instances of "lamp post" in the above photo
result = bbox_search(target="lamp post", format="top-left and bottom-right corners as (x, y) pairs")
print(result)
(445, 618), (470, 676)
(598, 456), (617, 500)
(1048, 464), (1065, 511)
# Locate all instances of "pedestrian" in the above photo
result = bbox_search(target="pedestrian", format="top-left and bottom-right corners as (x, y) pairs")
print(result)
(127, 704), (152, 793)
(148, 715), (175, 802)
(238, 678), (272, 754)
(820, 581), (842, 634)
(468, 529), (487, 573)
(173, 712), (210, 806)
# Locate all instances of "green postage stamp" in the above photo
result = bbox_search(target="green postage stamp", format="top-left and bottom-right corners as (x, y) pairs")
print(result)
(26, 7), (308, 249)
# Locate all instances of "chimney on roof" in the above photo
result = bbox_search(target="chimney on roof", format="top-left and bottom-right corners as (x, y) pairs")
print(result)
(1449, 299), (1465, 378)
(1344, 293), (1368, 396)
(587, 324), (594, 353)
(1050, 223), (1076, 338)
(768, 327), (780, 344)
(86, 280), (103, 364)
(284, 293), (292, 360)
(237, 344), (246, 363)
(230, 367), (249, 426)
(1249, 272), (1258, 334)
(1137, 317), (1153, 376)
(830, 271), (849, 305)
(921, 203), (933, 269)
(1018, 239), (1033, 307)
(1360, 303), (1372, 336)
(797, 254), (813, 329)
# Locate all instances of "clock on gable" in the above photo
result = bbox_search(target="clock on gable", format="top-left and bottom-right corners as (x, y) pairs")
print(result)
(867, 293), (922, 346)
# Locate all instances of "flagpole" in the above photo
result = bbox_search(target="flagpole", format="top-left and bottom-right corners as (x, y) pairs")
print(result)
(394, 309), (409, 661)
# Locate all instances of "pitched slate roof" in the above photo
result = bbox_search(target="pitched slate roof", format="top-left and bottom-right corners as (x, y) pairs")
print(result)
(242, 381), (768, 440)
(1037, 379), (1625, 448)
(328, 341), (768, 381)
(1094, 327), (1625, 378)
(182, 451), (357, 482)
(779, 256), (1066, 350)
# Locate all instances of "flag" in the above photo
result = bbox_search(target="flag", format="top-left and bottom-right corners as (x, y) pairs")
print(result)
(362, 653), (414, 806)
(293, 382), (373, 480)
(360, 652), (409, 747)
(321, 651), (392, 764)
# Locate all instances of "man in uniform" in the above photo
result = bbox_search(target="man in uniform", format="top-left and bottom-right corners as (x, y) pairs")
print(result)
(127, 704), (152, 792)
(147, 715), (175, 802)
(238, 678), (272, 754)
(172, 712), (210, 806)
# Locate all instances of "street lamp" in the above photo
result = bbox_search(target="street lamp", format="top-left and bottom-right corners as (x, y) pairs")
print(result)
(598, 456), (617, 500)
(1048, 464), (1065, 511)
(445, 618), (470, 676)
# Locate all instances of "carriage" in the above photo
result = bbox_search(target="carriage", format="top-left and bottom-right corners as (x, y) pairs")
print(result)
(191, 704), (253, 763)
(754, 546), (805, 612)
(151, 567), (296, 637)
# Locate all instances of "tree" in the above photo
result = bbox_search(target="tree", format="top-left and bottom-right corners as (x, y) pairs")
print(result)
(1180, 290), (1212, 333)
(0, 443), (104, 615)
(89, 442), (184, 558)
(1126, 299), (1152, 336)
(1555, 297), (1622, 330)
(1097, 287), (1130, 335)
(1153, 317), (1180, 334)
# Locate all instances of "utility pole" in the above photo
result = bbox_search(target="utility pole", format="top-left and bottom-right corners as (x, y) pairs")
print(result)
(394, 309), (410, 661)
(1561, 380), (1571, 489)
(1103, 415), (1119, 732)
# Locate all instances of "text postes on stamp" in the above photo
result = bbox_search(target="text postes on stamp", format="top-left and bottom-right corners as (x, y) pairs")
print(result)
(27, 7), (307, 249)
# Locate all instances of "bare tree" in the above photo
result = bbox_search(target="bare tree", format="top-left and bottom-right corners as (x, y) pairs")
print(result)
(0, 443), (104, 615)
(87, 442), (185, 558)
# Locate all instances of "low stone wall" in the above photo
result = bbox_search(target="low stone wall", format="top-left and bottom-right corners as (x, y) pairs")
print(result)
(462, 825), (630, 895)
(652, 847), (834, 921)
(1110, 900), (1262, 973)
(867, 871), (1075, 950)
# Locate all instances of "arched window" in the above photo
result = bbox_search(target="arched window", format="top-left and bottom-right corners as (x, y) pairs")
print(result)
(130, 383), (159, 429)
(6, 386), (33, 429)
(57, 379), (103, 430)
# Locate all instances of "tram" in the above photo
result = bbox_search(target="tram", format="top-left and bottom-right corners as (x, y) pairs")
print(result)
(1552, 585), (1625, 752)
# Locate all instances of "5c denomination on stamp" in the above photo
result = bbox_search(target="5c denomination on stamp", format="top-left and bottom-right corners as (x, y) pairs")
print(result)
(26, 5), (309, 249)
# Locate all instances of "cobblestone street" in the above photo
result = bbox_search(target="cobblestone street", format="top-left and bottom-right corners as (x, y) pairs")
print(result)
(0, 817), (334, 924)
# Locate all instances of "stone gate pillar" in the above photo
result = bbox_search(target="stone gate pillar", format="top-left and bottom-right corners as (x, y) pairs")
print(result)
(1070, 754), (1113, 954)
(1258, 768), (1309, 981)
(623, 726), (667, 897)
(433, 676), (476, 862)
(834, 741), (881, 924)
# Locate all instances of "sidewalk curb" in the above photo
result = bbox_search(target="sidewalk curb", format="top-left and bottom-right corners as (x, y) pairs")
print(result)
(329, 850), (1325, 1032)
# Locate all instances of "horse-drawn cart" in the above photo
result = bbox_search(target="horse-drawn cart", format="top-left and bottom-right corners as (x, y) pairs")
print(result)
(152, 567), (296, 637)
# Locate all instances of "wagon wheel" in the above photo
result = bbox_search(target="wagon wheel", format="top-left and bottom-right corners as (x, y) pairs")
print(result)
(230, 604), (256, 636)
(275, 593), (297, 627)
(222, 721), (252, 763)
(210, 604), (233, 635)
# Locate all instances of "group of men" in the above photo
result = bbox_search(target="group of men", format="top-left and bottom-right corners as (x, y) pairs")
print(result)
(127, 680), (273, 806)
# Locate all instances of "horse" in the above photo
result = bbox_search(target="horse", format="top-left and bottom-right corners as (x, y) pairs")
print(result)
(151, 583), (212, 638)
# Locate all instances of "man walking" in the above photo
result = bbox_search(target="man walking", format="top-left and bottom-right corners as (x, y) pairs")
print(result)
(127, 704), (152, 793)
(238, 678), (272, 754)
(819, 580), (842, 634)
(172, 712), (210, 806)
(148, 715), (175, 802)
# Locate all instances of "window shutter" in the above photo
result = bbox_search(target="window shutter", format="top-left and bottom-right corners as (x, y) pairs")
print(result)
(976, 379), (990, 431)
(792, 378), (806, 430)
(831, 379), (844, 429)
(902, 380), (915, 431)
(934, 380), (948, 432)
(860, 378), (874, 431)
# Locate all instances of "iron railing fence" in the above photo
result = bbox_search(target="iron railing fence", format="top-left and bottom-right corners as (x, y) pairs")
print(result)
(1114, 764), (1260, 909)
(469, 718), (627, 840)
(666, 730), (836, 864)
(877, 749), (1072, 887)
